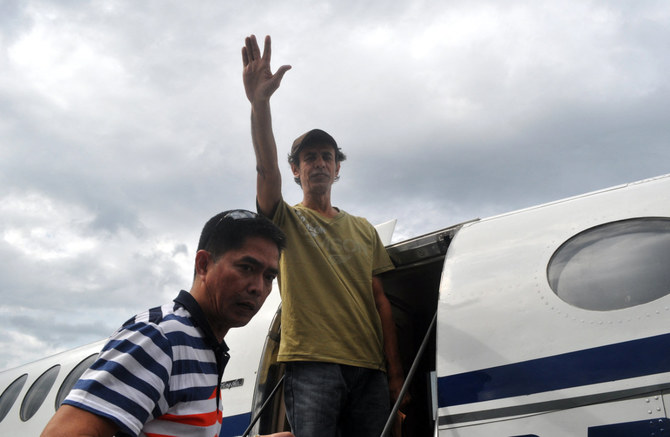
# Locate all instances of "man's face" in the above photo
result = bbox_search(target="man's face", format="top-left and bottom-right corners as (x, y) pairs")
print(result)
(202, 236), (279, 331)
(292, 144), (340, 194)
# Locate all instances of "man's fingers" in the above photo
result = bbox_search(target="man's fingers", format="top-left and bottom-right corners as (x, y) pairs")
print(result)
(242, 46), (249, 67)
(244, 35), (276, 67)
(275, 64), (292, 81)
(244, 34), (261, 61)
(244, 37), (253, 60)
(262, 35), (272, 62)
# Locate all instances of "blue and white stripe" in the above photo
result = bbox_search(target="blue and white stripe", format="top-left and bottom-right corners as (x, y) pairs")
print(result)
(64, 291), (229, 437)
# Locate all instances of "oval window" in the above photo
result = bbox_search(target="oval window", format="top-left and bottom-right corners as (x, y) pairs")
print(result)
(55, 353), (98, 410)
(548, 218), (670, 311)
(0, 374), (28, 422)
(20, 365), (60, 421)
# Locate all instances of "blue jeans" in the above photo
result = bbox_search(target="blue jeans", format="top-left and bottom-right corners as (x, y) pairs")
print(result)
(284, 361), (390, 437)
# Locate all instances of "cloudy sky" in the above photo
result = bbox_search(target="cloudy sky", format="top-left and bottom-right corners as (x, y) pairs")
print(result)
(1, 0), (669, 370)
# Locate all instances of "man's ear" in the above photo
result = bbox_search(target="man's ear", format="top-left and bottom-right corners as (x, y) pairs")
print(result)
(194, 250), (211, 278)
(291, 162), (300, 178)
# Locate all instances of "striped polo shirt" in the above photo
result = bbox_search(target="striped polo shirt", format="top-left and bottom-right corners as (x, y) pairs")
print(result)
(64, 290), (230, 437)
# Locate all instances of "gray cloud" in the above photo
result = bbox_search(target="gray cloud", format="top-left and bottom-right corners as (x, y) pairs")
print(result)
(1, 0), (669, 370)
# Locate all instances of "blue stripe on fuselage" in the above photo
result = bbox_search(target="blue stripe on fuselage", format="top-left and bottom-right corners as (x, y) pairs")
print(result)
(220, 412), (252, 437)
(438, 332), (670, 407)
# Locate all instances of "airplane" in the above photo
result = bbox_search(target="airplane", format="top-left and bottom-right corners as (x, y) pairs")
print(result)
(1, 173), (670, 436)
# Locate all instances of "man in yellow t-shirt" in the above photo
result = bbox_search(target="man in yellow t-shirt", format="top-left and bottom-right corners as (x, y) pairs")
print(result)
(242, 35), (404, 437)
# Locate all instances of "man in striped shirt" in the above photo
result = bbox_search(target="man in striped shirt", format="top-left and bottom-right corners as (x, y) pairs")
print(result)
(42, 210), (294, 437)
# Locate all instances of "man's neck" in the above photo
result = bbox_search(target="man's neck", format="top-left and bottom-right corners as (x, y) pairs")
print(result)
(189, 284), (229, 343)
(301, 191), (338, 218)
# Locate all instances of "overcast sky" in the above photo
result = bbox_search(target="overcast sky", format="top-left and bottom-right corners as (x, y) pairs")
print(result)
(1, 0), (669, 370)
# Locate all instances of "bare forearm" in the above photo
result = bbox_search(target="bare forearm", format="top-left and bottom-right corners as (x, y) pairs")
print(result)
(378, 295), (403, 378)
(372, 277), (403, 378)
(250, 102), (282, 215)
(251, 102), (279, 177)
(41, 405), (118, 437)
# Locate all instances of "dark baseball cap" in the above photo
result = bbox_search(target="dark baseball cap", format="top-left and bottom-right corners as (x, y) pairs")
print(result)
(290, 128), (338, 157)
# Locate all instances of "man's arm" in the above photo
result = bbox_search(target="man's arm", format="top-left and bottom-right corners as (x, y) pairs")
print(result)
(41, 405), (119, 437)
(42, 406), (294, 437)
(372, 275), (406, 406)
(242, 34), (291, 217)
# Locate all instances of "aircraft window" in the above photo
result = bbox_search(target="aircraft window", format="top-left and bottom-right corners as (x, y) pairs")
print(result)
(20, 365), (60, 422)
(0, 373), (28, 423)
(548, 217), (670, 311)
(55, 353), (98, 410)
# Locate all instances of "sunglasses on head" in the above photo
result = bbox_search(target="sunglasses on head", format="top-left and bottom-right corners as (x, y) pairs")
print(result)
(212, 209), (259, 230)
(222, 209), (258, 220)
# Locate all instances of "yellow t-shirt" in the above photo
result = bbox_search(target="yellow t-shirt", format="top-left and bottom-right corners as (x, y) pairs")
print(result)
(272, 201), (395, 370)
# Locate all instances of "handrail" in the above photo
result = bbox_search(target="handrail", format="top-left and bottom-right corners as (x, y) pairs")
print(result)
(242, 374), (285, 437)
(380, 312), (437, 437)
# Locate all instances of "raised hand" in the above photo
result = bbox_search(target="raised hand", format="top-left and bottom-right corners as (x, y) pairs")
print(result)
(242, 35), (291, 105)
